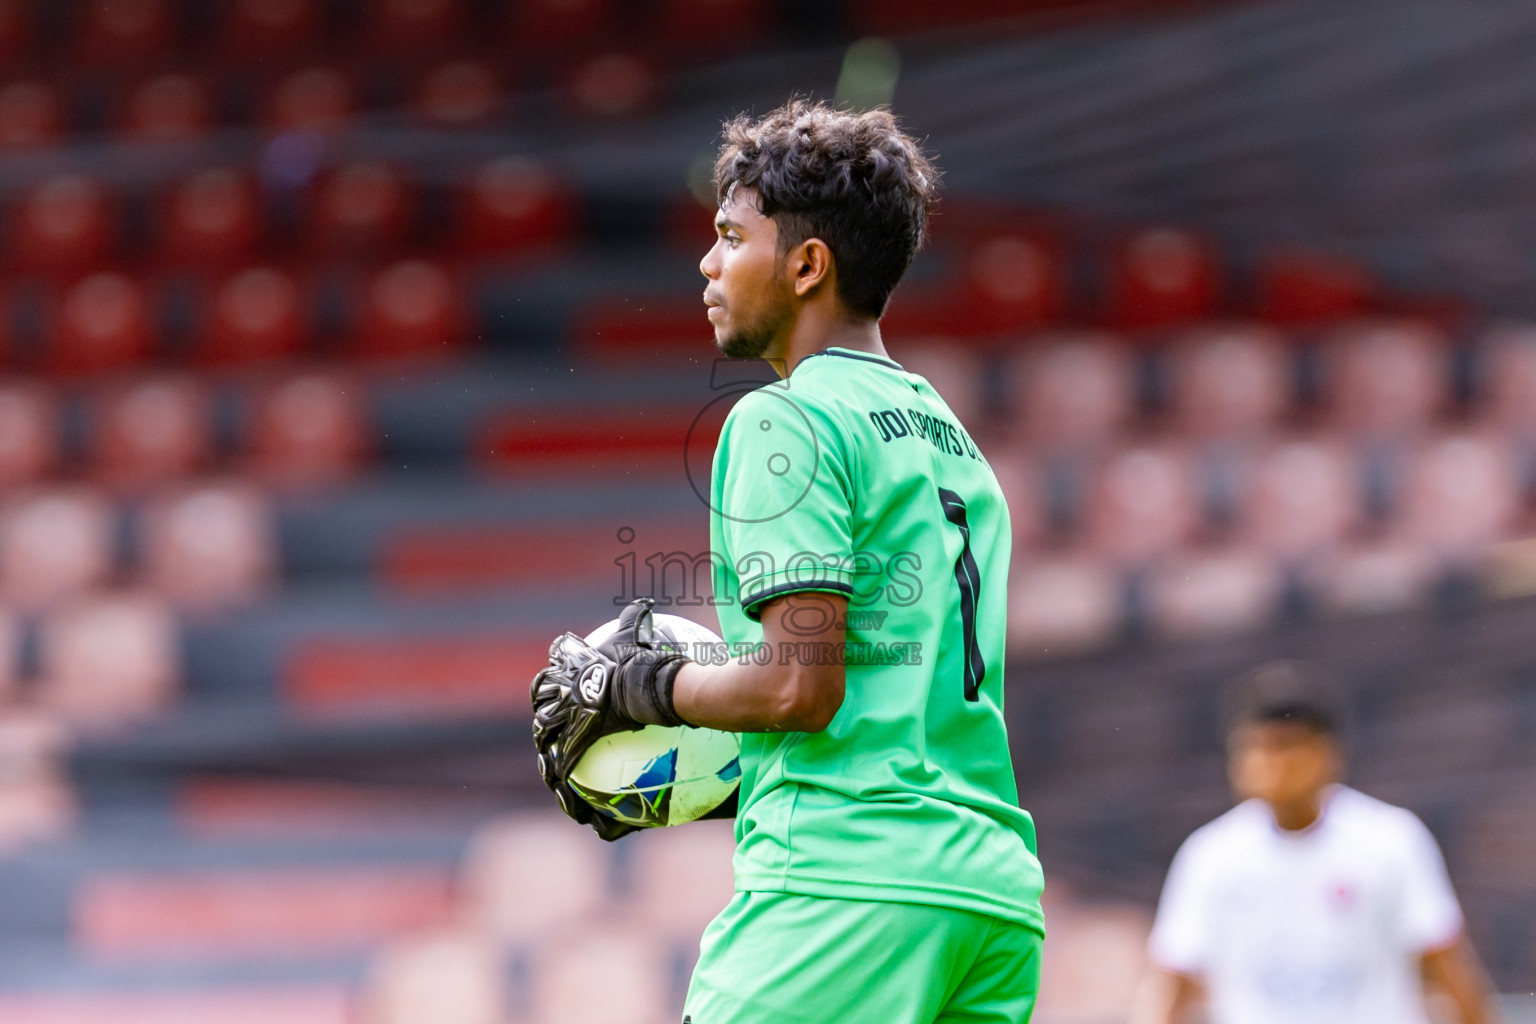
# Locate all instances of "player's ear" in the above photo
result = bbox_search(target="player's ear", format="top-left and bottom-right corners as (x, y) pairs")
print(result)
(788, 237), (834, 298)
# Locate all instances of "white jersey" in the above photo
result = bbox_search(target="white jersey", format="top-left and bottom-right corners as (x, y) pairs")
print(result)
(1149, 785), (1463, 1024)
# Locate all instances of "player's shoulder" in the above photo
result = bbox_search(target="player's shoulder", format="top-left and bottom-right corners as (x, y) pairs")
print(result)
(1177, 799), (1271, 862)
(1327, 786), (1436, 844)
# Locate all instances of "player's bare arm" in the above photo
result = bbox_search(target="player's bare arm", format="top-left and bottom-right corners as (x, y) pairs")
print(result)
(1421, 935), (1502, 1024)
(672, 592), (847, 733)
(1128, 968), (1205, 1024)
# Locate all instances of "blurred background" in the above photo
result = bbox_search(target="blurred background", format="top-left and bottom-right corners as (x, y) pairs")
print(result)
(0, 0), (1530, 1020)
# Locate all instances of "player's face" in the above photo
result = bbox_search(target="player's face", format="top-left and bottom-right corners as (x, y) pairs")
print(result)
(1227, 721), (1342, 813)
(700, 188), (796, 360)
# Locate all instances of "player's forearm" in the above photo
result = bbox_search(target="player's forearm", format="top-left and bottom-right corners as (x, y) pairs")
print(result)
(1423, 939), (1502, 1024)
(1128, 969), (1202, 1024)
(673, 657), (844, 733)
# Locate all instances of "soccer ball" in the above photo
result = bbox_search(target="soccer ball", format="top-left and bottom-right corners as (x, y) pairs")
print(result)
(565, 612), (741, 828)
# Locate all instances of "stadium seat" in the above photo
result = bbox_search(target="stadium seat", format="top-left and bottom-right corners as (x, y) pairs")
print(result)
(1392, 432), (1517, 558)
(457, 814), (611, 942)
(311, 162), (413, 255)
(246, 371), (370, 484)
(1166, 323), (1291, 440)
(121, 73), (213, 142)
(74, 0), (174, 65)
(0, 489), (115, 609)
(74, 864), (453, 959)
(0, 382), (60, 487)
(565, 52), (656, 119)
(140, 483), (274, 608)
(1256, 249), (1374, 324)
(898, 342), (987, 427)
(366, 0), (465, 52)
(1106, 226), (1220, 330)
(1143, 546), (1285, 639)
(0, 80), (61, 148)
(0, 0), (31, 62)
(12, 175), (113, 273)
(1304, 539), (1437, 615)
(526, 925), (674, 1024)
(510, 0), (614, 51)
(1474, 321), (1536, 435)
(160, 169), (260, 265)
(1321, 319), (1447, 437)
(353, 260), (464, 359)
(1234, 437), (1361, 560)
(1032, 899), (1150, 1024)
(960, 233), (1066, 331)
(222, 0), (320, 56)
(456, 157), (573, 254)
(35, 591), (178, 728)
(360, 929), (504, 1024)
(1008, 333), (1136, 450)
(1008, 554), (1124, 657)
(51, 272), (155, 375)
(989, 450), (1044, 551)
(90, 375), (211, 489)
(0, 988), (350, 1024)
(286, 635), (546, 717)
(264, 67), (355, 135)
(1080, 443), (1201, 565)
(414, 60), (501, 128)
(625, 819), (736, 938)
(656, 0), (768, 49)
(201, 266), (308, 367)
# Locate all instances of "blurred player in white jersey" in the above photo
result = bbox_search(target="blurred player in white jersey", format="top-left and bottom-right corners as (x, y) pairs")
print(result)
(1130, 661), (1500, 1024)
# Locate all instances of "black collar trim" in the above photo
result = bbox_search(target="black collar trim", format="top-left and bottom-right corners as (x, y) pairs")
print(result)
(805, 347), (905, 371)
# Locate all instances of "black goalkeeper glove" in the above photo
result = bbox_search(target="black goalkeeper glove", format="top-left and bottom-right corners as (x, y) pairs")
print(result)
(529, 597), (694, 841)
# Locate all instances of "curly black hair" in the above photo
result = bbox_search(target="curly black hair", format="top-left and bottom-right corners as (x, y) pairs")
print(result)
(713, 100), (939, 319)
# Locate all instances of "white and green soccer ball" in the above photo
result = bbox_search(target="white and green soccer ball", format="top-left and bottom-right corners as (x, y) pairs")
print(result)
(566, 612), (741, 828)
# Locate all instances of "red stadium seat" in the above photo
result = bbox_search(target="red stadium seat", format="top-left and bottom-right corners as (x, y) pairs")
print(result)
(121, 73), (213, 143)
(1256, 249), (1374, 324)
(1321, 319), (1447, 437)
(160, 169), (260, 265)
(565, 52), (656, 119)
(311, 162), (412, 255)
(414, 60), (500, 128)
(223, 0), (320, 56)
(656, 0), (768, 48)
(353, 260), (464, 359)
(456, 157), (573, 254)
(961, 233), (1066, 331)
(898, 342), (987, 428)
(1166, 323), (1291, 440)
(0, 80), (61, 148)
(141, 483), (274, 608)
(990, 451), (1044, 552)
(510, 0), (613, 51)
(1304, 539), (1437, 616)
(458, 814), (611, 943)
(626, 819), (737, 938)
(1008, 553), (1124, 657)
(247, 371), (369, 484)
(528, 925), (673, 1024)
(1143, 546), (1284, 639)
(1475, 321), (1536, 435)
(361, 929), (505, 1024)
(202, 267), (308, 367)
(51, 273), (154, 376)
(264, 67), (354, 135)
(1008, 333), (1136, 450)
(1393, 432), (1517, 557)
(0, 383), (60, 487)
(13, 175), (112, 274)
(89, 375), (211, 489)
(1106, 226), (1220, 330)
(75, 0), (174, 65)
(0, 489), (114, 610)
(366, 0), (464, 51)
(1033, 900), (1150, 1024)
(1234, 436), (1360, 560)
(75, 864), (452, 959)
(286, 636), (545, 717)
(36, 591), (178, 729)
(0, 1), (32, 62)
(0, 987), (350, 1024)
(1081, 442), (1200, 565)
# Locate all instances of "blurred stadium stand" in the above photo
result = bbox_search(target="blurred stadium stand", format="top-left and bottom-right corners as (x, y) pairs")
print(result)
(0, 0), (1527, 1021)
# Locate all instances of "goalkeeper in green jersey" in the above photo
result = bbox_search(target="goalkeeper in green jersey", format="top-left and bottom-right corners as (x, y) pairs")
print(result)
(532, 100), (1044, 1023)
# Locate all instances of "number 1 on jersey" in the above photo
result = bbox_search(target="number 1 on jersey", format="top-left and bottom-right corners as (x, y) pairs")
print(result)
(938, 487), (984, 702)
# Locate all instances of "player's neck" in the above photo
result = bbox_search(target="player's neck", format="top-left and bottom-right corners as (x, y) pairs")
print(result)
(1268, 786), (1334, 832)
(774, 307), (888, 377)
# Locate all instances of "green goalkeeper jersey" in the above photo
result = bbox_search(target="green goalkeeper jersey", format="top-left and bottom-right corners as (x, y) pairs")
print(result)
(707, 346), (1045, 933)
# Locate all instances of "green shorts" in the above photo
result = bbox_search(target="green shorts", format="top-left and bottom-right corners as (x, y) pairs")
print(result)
(682, 891), (1043, 1024)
